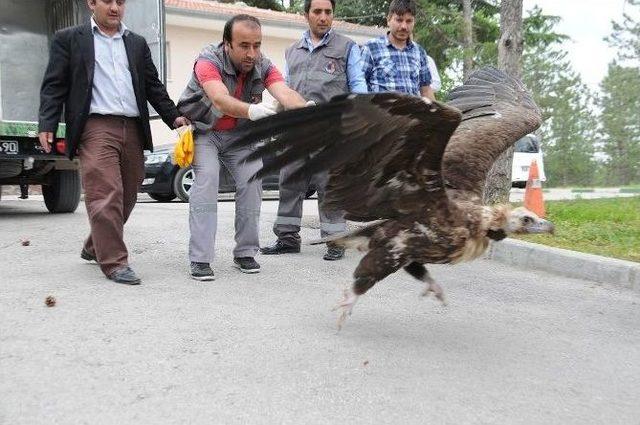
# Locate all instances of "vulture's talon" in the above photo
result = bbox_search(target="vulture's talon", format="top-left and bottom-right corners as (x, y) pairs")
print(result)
(332, 289), (359, 330)
(422, 280), (447, 305)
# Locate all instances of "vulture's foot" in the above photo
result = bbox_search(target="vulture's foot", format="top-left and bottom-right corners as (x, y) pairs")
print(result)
(421, 278), (447, 305)
(332, 289), (359, 330)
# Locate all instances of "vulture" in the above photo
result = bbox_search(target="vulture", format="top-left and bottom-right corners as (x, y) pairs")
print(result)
(235, 67), (555, 328)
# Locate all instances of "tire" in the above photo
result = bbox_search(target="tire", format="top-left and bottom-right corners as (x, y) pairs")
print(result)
(42, 169), (82, 213)
(148, 192), (176, 202)
(173, 166), (194, 202)
(512, 181), (526, 189)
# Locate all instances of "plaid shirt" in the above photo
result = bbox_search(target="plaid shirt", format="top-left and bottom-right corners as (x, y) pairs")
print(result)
(361, 34), (432, 96)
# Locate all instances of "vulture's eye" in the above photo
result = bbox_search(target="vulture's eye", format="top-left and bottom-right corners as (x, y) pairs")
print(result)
(522, 216), (533, 225)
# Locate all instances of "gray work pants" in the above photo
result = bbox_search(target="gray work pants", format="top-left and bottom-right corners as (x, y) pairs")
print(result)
(189, 129), (262, 263)
(274, 161), (346, 246)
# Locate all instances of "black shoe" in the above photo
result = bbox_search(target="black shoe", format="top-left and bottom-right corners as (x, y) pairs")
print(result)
(233, 257), (261, 274)
(323, 246), (345, 261)
(260, 240), (301, 255)
(108, 266), (141, 285)
(190, 262), (215, 281)
(80, 248), (96, 262)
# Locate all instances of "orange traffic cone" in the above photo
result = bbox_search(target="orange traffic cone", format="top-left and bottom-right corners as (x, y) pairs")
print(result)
(523, 159), (546, 218)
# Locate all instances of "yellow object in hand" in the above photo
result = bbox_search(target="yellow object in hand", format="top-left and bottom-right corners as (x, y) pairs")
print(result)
(173, 125), (194, 168)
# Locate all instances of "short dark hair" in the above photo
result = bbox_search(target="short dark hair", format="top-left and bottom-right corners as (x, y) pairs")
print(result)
(388, 0), (417, 17)
(223, 14), (261, 44)
(304, 0), (336, 14)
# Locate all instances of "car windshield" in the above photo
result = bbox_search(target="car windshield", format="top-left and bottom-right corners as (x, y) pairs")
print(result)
(515, 135), (540, 153)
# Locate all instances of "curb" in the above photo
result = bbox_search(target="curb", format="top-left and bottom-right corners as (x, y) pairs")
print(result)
(487, 238), (640, 292)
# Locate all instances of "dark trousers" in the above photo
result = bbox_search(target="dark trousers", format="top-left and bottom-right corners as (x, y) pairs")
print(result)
(274, 163), (346, 246)
(78, 115), (145, 276)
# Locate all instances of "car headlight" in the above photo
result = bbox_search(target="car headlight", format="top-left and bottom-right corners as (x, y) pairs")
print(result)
(145, 153), (170, 164)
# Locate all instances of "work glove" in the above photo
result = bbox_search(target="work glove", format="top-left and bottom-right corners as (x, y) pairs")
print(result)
(305, 100), (316, 107)
(265, 97), (284, 113)
(248, 102), (277, 121)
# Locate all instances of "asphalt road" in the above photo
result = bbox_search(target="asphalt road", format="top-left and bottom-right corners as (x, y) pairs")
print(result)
(1, 197), (639, 425)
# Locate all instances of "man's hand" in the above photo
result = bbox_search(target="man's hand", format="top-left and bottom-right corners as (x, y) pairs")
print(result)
(173, 116), (191, 128)
(248, 102), (277, 121)
(38, 132), (54, 153)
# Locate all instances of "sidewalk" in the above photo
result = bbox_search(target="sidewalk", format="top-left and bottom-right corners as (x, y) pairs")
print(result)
(509, 187), (639, 202)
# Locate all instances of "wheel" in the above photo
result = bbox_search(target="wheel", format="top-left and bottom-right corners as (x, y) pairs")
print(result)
(512, 181), (526, 189)
(173, 166), (194, 202)
(42, 169), (81, 213)
(148, 192), (176, 202)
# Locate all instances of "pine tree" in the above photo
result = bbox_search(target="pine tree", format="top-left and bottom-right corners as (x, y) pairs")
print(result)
(599, 64), (640, 185)
(600, 0), (640, 185)
(520, 6), (597, 187)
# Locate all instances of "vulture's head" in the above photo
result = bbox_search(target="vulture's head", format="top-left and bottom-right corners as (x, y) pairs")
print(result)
(504, 207), (555, 235)
(487, 206), (554, 240)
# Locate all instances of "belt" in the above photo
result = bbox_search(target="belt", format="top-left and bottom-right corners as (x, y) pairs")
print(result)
(89, 113), (139, 121)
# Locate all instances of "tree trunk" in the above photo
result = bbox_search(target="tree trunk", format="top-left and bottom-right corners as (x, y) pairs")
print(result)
(483, 0), (524, 205)
(462, 0), (474, 79)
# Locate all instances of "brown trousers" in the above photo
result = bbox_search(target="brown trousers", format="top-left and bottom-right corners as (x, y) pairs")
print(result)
(78, 115), (145, 276)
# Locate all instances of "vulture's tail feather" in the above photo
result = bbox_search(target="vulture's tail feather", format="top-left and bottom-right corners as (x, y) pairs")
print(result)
(309, 221), (386, 251)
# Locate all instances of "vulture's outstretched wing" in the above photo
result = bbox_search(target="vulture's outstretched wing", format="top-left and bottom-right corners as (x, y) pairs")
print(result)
(443, 67), (542, 201)
(234, 93), (462, 221)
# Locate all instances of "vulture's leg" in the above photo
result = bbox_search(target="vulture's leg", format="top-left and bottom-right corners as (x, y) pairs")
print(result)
(333, 248), (401, 329)
(333, 288), (360, 330)
(403, 262), (447, 305)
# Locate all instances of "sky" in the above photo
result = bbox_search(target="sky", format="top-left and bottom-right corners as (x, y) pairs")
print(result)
(522, 0), (636, 91)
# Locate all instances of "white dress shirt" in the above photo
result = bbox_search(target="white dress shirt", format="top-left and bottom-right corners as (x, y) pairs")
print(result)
(89, 17), (140, 117)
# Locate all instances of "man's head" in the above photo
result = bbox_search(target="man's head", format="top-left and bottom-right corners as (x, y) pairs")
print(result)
(304, 0), (335, 39)
(223, 14), (262, 73)
(87, 0), (125, 33)
(387, 0), (417, 45)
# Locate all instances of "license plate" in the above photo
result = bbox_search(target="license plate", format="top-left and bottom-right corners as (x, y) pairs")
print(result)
(0, 140), (19, 155)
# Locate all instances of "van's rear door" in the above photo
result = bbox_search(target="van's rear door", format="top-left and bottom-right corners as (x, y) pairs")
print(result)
(125, 0), (166, 116)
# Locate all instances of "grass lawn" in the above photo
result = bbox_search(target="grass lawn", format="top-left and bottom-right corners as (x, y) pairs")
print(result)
(512, 196), (640, 263)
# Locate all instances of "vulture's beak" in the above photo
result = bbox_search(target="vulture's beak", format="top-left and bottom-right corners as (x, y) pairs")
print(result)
(525, 218), (555, 235)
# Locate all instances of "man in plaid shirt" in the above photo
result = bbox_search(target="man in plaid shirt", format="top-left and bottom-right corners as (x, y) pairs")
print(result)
(361, 0), (435, 100)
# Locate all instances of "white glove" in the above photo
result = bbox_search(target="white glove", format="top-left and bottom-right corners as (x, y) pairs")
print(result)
(248, 102), (277, 121)
(305, 100), (316, 107)
(266, 97), (284, 112)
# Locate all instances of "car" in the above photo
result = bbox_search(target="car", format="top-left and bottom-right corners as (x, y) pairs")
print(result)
(511, 134), (546, 188)
(141, 144), (315, 202)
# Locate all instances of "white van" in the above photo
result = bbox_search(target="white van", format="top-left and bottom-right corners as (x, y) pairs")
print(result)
(511, 134), (546, 188)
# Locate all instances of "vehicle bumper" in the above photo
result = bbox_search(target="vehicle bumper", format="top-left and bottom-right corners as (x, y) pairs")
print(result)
(140, 160), (175, 194)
